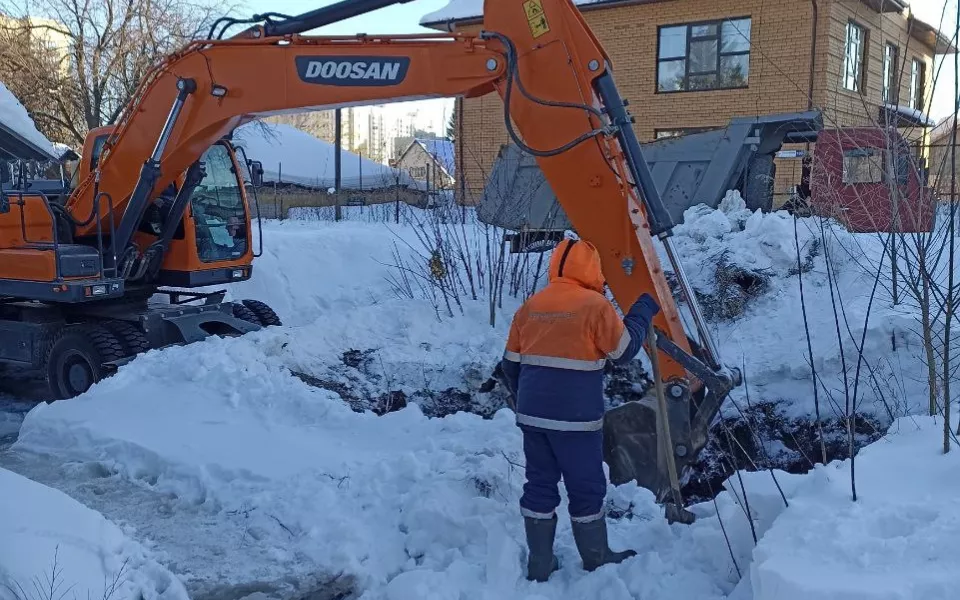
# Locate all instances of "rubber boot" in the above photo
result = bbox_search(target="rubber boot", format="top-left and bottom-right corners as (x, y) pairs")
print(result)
(571, 518), (637, 572)
(523, 515), (560, 582)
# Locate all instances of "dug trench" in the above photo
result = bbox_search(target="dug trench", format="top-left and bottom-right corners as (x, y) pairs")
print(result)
(290, 347), (884, 507)
(288, 253), (886, 507)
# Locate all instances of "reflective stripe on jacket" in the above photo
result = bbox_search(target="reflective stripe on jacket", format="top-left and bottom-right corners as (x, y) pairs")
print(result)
(502, 238), (644, 431)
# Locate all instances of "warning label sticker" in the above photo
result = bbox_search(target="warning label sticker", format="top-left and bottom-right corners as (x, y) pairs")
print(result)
(522, 0), (550, 38)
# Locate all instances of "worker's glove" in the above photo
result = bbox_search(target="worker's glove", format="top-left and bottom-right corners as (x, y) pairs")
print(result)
(628, 294), (660, 325)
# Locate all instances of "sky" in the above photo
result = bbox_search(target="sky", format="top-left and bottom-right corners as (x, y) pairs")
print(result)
(257, 0), (457, 137)
(242, 0), (960, 127)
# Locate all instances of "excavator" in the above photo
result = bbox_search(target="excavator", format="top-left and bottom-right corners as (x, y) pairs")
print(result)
(0, 0), (741, 517)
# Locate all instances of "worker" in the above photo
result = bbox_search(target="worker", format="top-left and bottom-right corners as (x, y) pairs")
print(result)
(500, 237), (660, 582)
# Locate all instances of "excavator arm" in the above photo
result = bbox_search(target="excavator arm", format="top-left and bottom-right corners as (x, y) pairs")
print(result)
(66, 0), (740, 510)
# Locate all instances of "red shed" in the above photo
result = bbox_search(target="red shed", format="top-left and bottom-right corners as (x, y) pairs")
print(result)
(810, 128), (935, 233)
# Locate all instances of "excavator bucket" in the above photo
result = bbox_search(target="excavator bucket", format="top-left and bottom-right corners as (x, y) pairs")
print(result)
(603, 334), (740, 505)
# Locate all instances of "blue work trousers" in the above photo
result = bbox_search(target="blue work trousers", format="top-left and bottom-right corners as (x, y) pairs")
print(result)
(519, 427), (606, 521)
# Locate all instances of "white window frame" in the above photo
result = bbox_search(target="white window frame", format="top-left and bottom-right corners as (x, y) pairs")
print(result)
(843, 21), (866, 92)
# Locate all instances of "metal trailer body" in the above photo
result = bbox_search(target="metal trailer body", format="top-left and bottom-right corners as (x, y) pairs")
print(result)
(477, 110), (823, 249)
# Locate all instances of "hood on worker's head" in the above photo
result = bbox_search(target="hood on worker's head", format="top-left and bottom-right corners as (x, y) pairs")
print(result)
(548, 238), (605, 292)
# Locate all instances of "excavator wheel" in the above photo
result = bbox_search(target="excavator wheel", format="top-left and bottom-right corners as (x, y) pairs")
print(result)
(45, 325), (125, 400)
(241, 299), (282, 327)
(102, 320), (150, 357)
(232, 302), (260, 326)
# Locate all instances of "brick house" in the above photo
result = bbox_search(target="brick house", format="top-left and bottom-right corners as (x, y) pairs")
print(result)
(928, 116), (960, 198)
(421, 0), (953, 206)
(395, 138), (456, 190)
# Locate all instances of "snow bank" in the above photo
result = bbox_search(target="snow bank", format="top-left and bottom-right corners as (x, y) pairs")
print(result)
(0, 82), (57, 160)
(234, 122), (419, 190)
(13, 217), (756, 598)
(666, 200), (925, 420)
(750, 416), (960, 600)
(0, 468), (187, 600)
(13, 332), (753, 599)
(10, 206), (952, 598)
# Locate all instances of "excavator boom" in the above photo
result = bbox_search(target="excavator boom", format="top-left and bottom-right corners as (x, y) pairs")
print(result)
(58, 0), (741, 505)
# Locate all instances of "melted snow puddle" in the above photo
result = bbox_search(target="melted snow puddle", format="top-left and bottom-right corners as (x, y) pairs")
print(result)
(0, 448), (355, 599)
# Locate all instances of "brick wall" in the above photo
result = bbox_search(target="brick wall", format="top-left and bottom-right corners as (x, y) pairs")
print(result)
(452, 0), (936, 205)
(821, 0), (934, 133)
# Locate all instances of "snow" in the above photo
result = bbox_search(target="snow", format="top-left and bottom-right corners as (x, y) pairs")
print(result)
(3, 203), (957, 599)
(0, 82), (57, 160)
(0, 468), (188, 600)
(750, 415), (960, 600)
(883, 103), (937, 127)
(234, 122), (420, 190)
(662, 200), (924, 421)
(421, 0), (608, 26)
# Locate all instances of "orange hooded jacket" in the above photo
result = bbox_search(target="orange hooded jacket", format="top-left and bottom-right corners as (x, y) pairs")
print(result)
(502, 239), (646, 431)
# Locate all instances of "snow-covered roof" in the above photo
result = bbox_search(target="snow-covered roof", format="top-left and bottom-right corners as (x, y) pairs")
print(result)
(421, 0), (610, 26)
(417, 138), (455, 178)
(0, 82), (57, 161)
(234, 122), (420, 191)
(882, 103), (936, 127)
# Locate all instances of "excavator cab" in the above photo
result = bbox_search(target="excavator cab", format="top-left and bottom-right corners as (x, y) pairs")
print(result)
(77, 127), (257, 288)
(0, 125), (274, 400)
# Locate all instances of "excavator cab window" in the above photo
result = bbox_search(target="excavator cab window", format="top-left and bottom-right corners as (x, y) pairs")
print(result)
(71, 134), (108, 191)
(192, 143), (248, 262)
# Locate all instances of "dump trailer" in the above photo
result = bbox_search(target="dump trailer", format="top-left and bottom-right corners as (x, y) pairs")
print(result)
(478, 110), (934, 251)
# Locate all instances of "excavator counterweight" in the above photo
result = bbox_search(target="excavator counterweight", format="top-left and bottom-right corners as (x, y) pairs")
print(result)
(0, 0), (740, 509)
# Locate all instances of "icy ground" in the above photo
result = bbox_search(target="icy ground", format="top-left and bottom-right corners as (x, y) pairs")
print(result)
(1, 468), (188, 600)
(2, 208), (956, 599)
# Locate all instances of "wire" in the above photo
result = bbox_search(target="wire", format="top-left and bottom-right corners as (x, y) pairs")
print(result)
(483, 31), (607, 158)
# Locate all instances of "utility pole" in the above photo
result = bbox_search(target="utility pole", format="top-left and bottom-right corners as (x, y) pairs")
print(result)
(335, 108), (342, 221)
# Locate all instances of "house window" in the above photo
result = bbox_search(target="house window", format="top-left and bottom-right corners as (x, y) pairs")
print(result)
(843, 148), (886, 184)
(657, 17), (751, 92)
(843, 21), (866, 92)
(910, 58), (925, 110)
(410, 166), (427, 179)
(654, 127), (717, 139)
(882, 43), (898, 103)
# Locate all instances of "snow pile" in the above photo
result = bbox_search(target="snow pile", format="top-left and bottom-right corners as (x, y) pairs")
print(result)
(751, 416), (960, 600)
(0, 468), (188, 600)
(0, 82), (57, 160)
(664, 201), (923, 421)
(234, 122), (420, 190)
(13, 334), (753, 599)
(8, 205), (953, 598)
(10, 216), (749, 597)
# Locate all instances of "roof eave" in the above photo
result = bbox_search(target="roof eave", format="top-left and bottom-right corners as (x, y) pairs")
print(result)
(909, 15), (957, 55)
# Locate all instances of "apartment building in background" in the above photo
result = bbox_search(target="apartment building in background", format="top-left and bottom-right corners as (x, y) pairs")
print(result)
(422, 0), (953, 206)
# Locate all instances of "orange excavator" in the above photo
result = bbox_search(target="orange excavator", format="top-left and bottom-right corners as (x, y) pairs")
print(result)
(0, 0), (740, 514)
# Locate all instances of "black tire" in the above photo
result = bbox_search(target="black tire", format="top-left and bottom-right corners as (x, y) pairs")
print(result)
(232, 302), (260, 326)
(45, 325), (125, 400)
(241, 299), (282, 327)
(102, 320), (150, 357)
